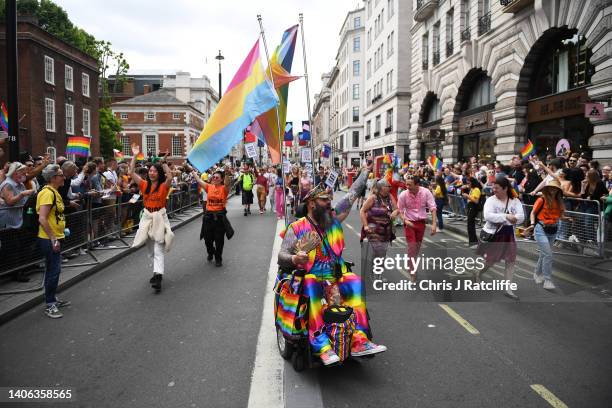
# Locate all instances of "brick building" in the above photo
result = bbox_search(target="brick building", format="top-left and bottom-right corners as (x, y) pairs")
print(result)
(0, 19), (100, 162)
(111, 88), (206, 162)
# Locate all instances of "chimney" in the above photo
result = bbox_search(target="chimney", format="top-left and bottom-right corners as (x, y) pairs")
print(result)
(143, 85), (151, 95)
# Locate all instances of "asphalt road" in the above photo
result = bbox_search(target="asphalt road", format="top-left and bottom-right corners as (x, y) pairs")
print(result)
(1, 192), (611, 408)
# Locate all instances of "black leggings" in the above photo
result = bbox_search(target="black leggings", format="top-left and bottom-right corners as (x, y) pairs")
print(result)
(467, 203), (479, 244)
(203, 216), (226, 261)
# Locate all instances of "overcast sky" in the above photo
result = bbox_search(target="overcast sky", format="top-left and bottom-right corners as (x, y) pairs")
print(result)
(57, 0), (364, 126)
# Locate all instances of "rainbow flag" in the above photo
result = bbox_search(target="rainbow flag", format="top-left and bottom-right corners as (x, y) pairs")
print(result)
(254, 25), (300, 164)
(66, 136), (91, 157)
(187, 39), (279, 172)
(136, 152), (145, 161)
(113, 149), (124, 160)
(428, 154), (443, 170)
(0, 102), (8, 132)
(521, 139), (535, 158)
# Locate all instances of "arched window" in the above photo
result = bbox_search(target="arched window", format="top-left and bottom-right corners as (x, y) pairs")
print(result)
(424, 97), (442, 124)
(462, 75), (496, 111)
(529, 32), (593, 99)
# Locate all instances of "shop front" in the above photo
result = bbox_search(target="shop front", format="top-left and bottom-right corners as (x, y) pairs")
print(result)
(458, 110), (496, 162)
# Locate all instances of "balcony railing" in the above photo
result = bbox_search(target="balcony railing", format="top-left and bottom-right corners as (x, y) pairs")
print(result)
(422, 59), (429, 70)
(414, 0), (438, 22)
(384, 126), (393, 134)
(478, 12), (491, 35)
(500, 0), (534, 13)
(446, 40), (454, 57)
(432, 50), (440, 66)
(461, 27), (471, 42)
(374, 131), (380, 137)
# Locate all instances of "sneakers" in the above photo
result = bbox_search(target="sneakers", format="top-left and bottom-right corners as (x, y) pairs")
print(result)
(533, 273), (544, 284)
(351, 341), (387, 357)
(543, 280), (556, 290)
(244, 209), (248, 216)
(44, 304), (63, 319)
(215, 258), (223, 267)
(56, 299), (72, 308)
(207, 253), (214, 262)
(150, 273), (162, 291)
(319, 349), (341, 366)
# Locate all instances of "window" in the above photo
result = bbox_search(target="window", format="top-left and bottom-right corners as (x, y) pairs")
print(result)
(65, 103), (74, 134)
(461, 0), (471, 41)
(387, 31), (394, 57)
(44, 56), (54, 85)
(375, 115), (381, 136)
(386, 108), (394, 133)
(45, 98), (55, 132)
(82, 73), (90, 97)
(425, 97), (442, 123)
(120, 113), (128, 120)
(366, 120), (371, 137)
(352, 106), (359, 122)
(463, 75), (496, 111)
(387, 0), (394, 19)
(433, 22), (440, 66)
(65, 65), (73, 91)
(422, 32), (429, 69)
(145, 112), (155, 120)
(353, 60), (360, 76)
(145, 135), (158, 157)
(121, 135), (131, 156)
(367, 28), (372, 48)
(172, 135), (182, 157)
(354, 16), (361, 28)
(173, 112), (182, 120)
(366, 90), (372, 106)
(367, 59), (372, 79)
(367, 0), (372, 18)
(353, 84), (360, 99)
(353, 36), (361, 52)
(82, 109), (90, 136)
(446, 9), (454, 57)
(353, 131), (360, 148)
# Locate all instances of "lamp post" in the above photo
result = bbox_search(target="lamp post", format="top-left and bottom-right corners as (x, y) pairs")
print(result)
(215, 50), (224, 99)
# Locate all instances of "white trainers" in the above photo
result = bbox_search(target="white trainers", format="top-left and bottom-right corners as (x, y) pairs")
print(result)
(533, 273), (544, 284)
(543, 280), (556, 290)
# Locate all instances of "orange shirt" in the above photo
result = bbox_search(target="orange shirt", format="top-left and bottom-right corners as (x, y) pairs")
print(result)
(533, 197), (563, 225)
(204, 183), (227, 212)
(140, 180), (170, 209)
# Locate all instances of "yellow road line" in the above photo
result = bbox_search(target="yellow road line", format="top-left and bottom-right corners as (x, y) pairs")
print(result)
(438, 304), (480, 335)
(530, 385), (569, 408)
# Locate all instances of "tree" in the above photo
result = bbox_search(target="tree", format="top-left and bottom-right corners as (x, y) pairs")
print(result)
(99, 108), (122, 160)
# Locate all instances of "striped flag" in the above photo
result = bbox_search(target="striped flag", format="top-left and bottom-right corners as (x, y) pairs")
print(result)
(66, 136), (91, 157)
(0, 102), (8, 132)
(521, 139), (535, 158)
(113, 149), (124, 160)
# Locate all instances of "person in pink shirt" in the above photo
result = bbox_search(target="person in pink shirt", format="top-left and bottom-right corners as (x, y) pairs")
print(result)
(397, 174), (437, 281)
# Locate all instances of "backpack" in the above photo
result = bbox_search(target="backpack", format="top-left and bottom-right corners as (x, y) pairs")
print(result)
(242, 173), (253, 191)
(22, 186), (57, 233)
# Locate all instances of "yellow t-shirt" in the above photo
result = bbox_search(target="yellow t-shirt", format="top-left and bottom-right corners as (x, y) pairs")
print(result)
(36, 186), (66, 239)
(434, 185), (444, 198)
(469, 187), (481, 202)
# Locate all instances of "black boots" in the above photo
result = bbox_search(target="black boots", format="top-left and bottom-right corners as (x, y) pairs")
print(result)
(150, 273), (162, 292)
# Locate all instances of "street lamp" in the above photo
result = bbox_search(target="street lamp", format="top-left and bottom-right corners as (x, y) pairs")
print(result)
(215, 50), (224, 99)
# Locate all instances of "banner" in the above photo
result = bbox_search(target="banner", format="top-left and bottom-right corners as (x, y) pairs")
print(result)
(245, 143), (258, 159)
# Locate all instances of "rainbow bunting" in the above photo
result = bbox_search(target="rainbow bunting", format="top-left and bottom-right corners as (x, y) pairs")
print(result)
(254, 25), (300, 164)
(521, 139), (535, 158)
(428, 154), (443, 170)
(66, 136), (91, 157)
(113, 149), (124, 159)
(0, 102), (8, 132)
(187, 39), (279, 172)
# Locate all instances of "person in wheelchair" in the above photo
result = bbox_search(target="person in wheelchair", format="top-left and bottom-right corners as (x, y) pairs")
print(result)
(278, 163), (387, 366)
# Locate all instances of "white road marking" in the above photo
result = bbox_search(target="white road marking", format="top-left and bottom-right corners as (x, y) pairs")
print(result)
(247, 220), (285, 408)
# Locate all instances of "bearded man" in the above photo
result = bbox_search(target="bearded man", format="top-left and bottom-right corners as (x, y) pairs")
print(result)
(277, 162), (387, 366)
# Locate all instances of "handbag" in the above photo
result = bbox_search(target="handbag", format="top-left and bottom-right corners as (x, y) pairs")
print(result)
(479, 198), (509, 242)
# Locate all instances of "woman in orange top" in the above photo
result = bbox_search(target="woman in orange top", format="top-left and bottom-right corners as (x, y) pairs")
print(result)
(194, 167), (234, 266)
(130, 144), (173, 292)
(529, 179), (569, 290)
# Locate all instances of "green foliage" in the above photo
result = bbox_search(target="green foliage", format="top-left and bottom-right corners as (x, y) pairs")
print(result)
(99, 108), (123, 160)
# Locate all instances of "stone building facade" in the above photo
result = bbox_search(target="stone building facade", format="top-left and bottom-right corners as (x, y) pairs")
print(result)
(409, 0), (612, 164)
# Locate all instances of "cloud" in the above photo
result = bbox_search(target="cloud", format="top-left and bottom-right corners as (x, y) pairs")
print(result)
(57, 0), (361, 126)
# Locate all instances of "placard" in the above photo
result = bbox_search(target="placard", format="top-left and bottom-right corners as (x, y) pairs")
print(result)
(555, 139), (570, 157)
(245, 143), (257, 159)
(283, 160), (291, 174)
(325, 170), (339, 189)
(300, 148), (312, 163)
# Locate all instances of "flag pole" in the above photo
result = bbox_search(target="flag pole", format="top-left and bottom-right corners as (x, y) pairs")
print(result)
(299, 13), (315, 185)
(257, 14), (289, 225)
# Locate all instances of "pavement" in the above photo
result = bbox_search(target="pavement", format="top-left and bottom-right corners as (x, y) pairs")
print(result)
(0, 192), (611, 408)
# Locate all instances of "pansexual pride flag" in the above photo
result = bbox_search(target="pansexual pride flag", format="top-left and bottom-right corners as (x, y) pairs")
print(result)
(521, 139), (535, 158)
(187, 40), (279, 172)
(0, 102), (8, 132)
(428, 154), (443, 170)
(66, 136), (91, 157)
(254, 25), (299, 164)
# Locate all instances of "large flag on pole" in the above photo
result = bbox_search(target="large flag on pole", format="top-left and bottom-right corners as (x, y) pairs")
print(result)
(254, 25), (299, 164)
(187, 40), (279, 172)
(0, 102), (8, 132)
(66, 136), (91, 157)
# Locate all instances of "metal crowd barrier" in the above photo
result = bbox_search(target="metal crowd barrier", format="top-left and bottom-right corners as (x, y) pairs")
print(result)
(0, 188), (203, 289)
